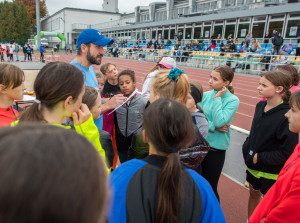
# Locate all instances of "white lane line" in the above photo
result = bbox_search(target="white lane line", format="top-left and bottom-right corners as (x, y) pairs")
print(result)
(236, 112), (253, 118)
(221, 172), (249, 189)
(231, 125), (250, 135)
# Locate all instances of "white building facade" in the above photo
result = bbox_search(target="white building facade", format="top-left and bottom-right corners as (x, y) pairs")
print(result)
(41, 8), (121, 47)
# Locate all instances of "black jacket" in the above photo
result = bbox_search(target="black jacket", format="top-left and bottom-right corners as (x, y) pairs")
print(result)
(242, 101), (298, 174)
(273, 36), (283, 46)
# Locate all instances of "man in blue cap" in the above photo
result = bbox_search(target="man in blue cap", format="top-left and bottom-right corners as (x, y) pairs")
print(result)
(71, 29), (126, 130)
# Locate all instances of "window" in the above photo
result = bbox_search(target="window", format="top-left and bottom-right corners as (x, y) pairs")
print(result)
(170, 29), (175, 39)
(163, 29), (169, 39)
(152, 30), (156, 39)
(204, 26), (211, 38)
(194, 27), (202, 39)
(254, 16), (266, 21)
(213, 25), (223, 37)
(225, 24), (235, 38)
(240, 18), (250, 22)
(252, 23), (265, 38)
(237, 23), (249, 38)
(268, 21), (284, 35)
(285, 20), (300, 38)
(185, 27), (192, 39)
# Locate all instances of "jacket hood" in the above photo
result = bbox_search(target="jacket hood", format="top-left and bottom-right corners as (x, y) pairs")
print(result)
(263, 101), (290, 115)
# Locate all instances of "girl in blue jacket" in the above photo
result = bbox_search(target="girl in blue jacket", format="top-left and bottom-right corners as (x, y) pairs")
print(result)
(199, 65), (240, 201)
(108, 98), (225, 223)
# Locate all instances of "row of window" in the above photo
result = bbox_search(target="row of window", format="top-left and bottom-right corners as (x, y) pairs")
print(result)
(104, 13), (300, 41)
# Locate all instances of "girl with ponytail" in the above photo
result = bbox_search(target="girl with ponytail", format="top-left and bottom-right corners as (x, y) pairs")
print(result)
(108, 98), (225, 223)
(199, 65), (240, 201)
(242, 70), (298, 220)
(19, 62), (106, 166)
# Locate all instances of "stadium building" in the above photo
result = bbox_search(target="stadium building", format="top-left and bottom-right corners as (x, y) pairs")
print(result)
(42, 0), (300, 46)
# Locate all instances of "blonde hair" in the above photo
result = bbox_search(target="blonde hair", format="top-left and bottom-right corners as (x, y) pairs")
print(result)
(95, 71), (105, 81)
(100, 62), (116, 75)
(151, 70), (190, 104)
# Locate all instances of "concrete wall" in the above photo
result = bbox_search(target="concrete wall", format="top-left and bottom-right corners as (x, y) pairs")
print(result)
(24, 70), (39, 92)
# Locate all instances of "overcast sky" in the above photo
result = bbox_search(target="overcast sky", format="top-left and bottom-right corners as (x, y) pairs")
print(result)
(46, 0), (165, 15)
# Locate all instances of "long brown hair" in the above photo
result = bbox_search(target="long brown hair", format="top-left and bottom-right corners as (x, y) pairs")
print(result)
(277, 64), (300, 86)
(19, 62), (84, 123)
(151, 70), (190, 104)
(0, 124), (108, 223)
(143, 98), (195, 223)
(82, 86), (98, 110)
(0, 63), (24, 90)
(262, 70), (292, 102)
(213, 65), (235, 94)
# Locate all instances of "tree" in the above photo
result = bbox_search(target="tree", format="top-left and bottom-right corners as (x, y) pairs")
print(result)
(0, 1), (31, 45)
(14, 0), (47, 26)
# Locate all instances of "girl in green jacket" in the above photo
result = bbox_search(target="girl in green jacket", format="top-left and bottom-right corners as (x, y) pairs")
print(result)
(199, 65), (240, 201)
(19, 62), (106, 165)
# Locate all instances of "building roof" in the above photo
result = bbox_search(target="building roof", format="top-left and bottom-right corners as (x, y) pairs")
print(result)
(43, 7), (122, 21)
(101, 3), (300, 32)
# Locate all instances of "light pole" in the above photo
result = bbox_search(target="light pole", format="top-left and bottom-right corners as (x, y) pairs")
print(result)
(36, 0), (41, 49)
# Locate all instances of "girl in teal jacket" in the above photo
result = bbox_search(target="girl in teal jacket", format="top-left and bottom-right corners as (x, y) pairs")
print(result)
(199, 65), (240, 201)
(18, 62), (106, 166)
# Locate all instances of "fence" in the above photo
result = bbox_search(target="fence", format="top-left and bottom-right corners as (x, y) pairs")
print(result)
(105, 47), (300, 75)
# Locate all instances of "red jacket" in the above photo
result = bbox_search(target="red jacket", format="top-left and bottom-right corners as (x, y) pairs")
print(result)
(0, 107), (19, 127)
(249, 143), (300, 223)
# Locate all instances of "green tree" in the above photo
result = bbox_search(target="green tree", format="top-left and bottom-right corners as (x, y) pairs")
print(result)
(15, 0), (48, 26)
(0, 1), (31, 45)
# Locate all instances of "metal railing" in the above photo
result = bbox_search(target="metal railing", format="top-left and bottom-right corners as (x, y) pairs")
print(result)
(104, 47), (300, 75)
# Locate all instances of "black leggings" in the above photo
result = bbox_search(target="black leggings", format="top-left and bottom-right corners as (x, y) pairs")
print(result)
(201, 148), (226, 201)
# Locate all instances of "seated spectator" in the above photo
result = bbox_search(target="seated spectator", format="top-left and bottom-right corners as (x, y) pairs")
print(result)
(0, 124), (108, 223)
(165, 39), (172, 46)
(220, 42), (226, 52)
(241, 38), (249, 49)
(112, 47), (119, 57)
(227, 34), (233, 44)
(207, 34), (217, 51)
(229, 42), (237, 52)
(250, 39), (261, 53)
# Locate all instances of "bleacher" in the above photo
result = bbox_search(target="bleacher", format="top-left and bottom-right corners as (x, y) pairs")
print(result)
(108, 41), (300, 75)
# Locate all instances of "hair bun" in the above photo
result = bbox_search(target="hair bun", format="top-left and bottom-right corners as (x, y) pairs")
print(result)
(169, 68), (185, 81)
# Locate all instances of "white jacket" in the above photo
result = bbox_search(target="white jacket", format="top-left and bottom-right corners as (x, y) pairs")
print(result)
(141, 70), (160, 101)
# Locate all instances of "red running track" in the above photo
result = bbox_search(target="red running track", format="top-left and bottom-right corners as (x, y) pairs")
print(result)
(36, 53), (251, 223)
(40, 53), (260, 131)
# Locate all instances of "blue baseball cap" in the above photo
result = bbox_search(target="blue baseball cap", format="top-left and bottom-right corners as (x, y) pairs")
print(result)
(77, 29), (114, 49)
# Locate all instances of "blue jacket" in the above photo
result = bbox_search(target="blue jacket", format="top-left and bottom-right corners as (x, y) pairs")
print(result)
(107, 155), (225, 223)
(199, 90), (239, 150)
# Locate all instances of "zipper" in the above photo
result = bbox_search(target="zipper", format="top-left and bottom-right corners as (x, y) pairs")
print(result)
(286, 155), (300, 171)
(125, 105), (128, 137)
